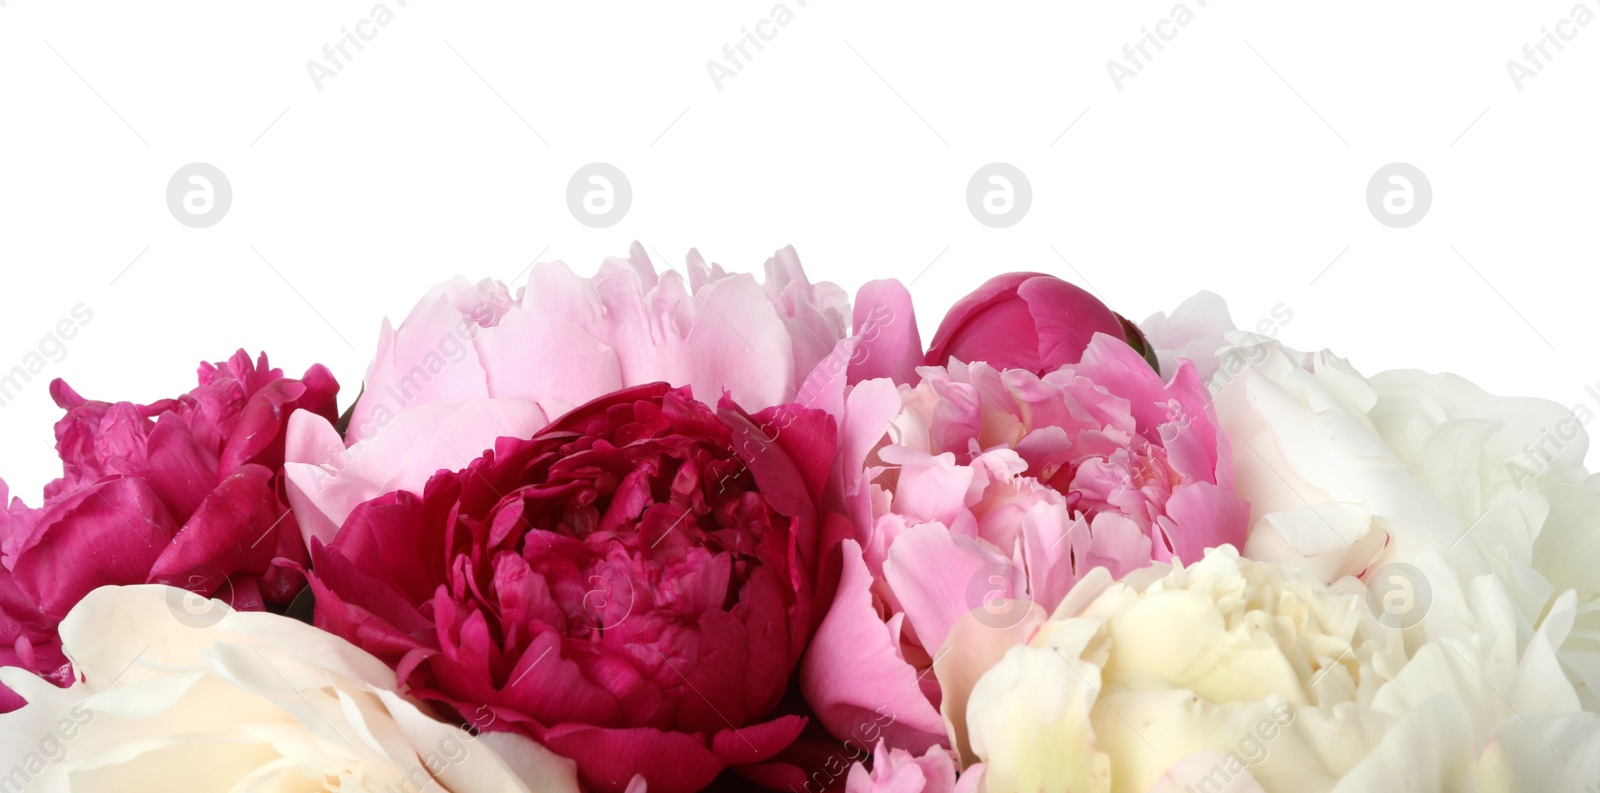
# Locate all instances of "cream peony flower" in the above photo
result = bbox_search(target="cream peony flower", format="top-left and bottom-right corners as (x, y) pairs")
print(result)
(0, 585), (582, 793)
(944, 547), (1600, 791)
(945, 547), (1405, 793)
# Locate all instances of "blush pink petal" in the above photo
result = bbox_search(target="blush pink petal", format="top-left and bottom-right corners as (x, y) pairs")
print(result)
(884, 524), (1016, 655)
(849, 279), (923, 386)
(347, 277), (506, 439)
(284, 399), (547, 547)
(802, 541), (949, 756)
(934, 603), (1048, 769)
(473, 302), (623, 414)
(1163, 481), (1253, 564)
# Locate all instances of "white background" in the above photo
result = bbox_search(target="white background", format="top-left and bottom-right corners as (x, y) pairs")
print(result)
(1, 1), (1597, 498)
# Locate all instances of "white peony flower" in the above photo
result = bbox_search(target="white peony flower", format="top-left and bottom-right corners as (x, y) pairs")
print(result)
(1132, 293), (1600, 789)
(1143, 293), (1600, 702)
(0, 585), (582, 793)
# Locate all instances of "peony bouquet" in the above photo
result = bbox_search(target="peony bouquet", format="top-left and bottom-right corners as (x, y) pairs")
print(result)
(3, 244), (1597, 792)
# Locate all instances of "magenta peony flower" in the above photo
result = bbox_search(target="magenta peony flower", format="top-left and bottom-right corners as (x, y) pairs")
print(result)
(305, 383), (850, 793)
(284, 243), (873, 548)
(0, 351), (338, 712)
(925, 272), (1158, 375)
(799, 335), (1250, 756)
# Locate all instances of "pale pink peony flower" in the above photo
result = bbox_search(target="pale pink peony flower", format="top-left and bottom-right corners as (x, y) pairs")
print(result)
(284, 243), (865, 547)
(800, 335), (1250, 756)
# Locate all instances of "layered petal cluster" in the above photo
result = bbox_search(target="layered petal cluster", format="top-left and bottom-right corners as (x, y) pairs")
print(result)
(943, 548), (1401, 791)
(286, 244), (853, 547)
(0, 584), (579, 793)
(942, 547), (1600, 792)
(802, 335), (1250, 756)
(306, 383), (847, 793)
(0, 351), (337, 712)
(1156, 292), (1600, 706)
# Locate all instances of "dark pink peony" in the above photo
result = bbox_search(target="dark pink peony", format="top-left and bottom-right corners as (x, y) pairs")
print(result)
(926, 272), (1158, 375)
(306, 383), (848, 793)
(0, 351), (338, 712)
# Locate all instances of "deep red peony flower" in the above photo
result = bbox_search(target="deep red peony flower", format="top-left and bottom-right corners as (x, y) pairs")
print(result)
(0, 350), (339, 712)
(306, 382), (846, 793)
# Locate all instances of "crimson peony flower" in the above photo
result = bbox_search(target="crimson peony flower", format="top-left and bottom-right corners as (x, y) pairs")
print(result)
(306, 383), (847, 793)
(0, 351), (339, 712)
(925, 272), (1158, 375)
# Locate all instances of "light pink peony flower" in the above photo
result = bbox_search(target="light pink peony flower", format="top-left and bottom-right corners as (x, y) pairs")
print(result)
(285, 243), (861, 547)
(800, 335), (1250, 756)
